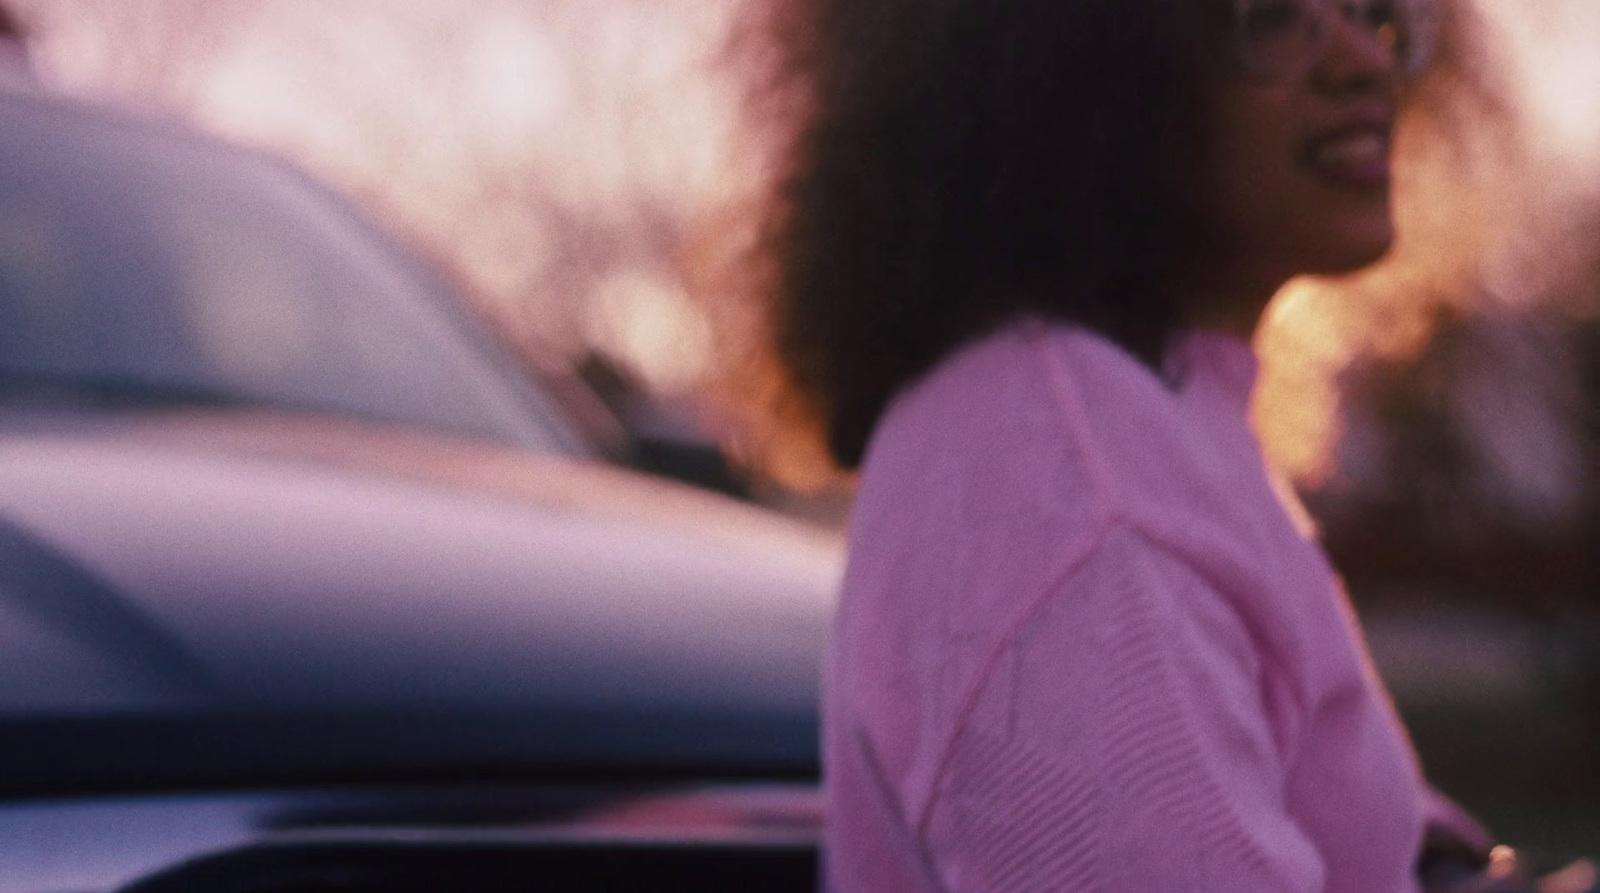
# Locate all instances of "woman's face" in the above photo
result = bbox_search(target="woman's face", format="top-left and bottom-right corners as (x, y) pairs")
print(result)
(1199, 0), (1407, 292)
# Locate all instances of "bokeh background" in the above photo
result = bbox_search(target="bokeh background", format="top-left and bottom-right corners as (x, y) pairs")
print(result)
(7, 0), (1597, 856)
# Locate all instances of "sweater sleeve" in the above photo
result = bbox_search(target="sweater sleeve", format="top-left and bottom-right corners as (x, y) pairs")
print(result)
(1422, 787), (1491, 853)
(920, 525), (1328, 893)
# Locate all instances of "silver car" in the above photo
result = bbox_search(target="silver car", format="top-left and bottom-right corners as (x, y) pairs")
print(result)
(0, 90), (841, 892)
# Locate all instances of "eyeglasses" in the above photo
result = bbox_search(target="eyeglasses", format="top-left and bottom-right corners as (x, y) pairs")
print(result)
(1230, 0), (1438, 83)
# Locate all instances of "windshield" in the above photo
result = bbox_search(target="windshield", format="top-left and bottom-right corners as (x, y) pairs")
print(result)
(0, 91), (588, 455)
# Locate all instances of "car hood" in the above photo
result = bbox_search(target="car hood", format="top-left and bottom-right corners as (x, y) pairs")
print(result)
(0, 412), (844, 790)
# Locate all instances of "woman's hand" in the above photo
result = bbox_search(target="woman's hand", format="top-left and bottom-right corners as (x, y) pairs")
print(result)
(1422, 845), (1532, 893)
(1422, 843), (1599, 893)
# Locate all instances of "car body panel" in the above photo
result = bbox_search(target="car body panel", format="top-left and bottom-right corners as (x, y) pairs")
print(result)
(0, 783), (824, 893)
(0, 410), (841, 718)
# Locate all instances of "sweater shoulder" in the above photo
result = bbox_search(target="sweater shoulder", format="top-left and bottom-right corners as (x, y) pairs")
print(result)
(835, 324), (1132, 815)
(849, 322), (1117, 602)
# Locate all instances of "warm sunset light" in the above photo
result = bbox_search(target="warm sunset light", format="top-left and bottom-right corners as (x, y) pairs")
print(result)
(16, 0), (740, 394)
(11, 0), (1598, 492)
(1255, 0), (1600, 492)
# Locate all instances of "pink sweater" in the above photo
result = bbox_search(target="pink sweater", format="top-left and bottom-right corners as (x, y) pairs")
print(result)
(824, 319), (1468, 892)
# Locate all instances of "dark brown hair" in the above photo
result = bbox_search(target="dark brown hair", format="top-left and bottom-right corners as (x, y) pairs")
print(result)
(0, 5), (22, 41)
(749, 0), (1217, 469)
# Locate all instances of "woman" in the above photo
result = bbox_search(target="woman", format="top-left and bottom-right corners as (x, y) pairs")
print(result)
(742, 0), (1543, 890)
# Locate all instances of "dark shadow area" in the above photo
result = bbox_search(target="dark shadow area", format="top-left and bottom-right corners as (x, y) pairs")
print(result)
(1315, 311), (1600, 853)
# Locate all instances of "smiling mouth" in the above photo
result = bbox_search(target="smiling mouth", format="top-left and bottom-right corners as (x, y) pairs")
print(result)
(1303, 128), (1392, 191)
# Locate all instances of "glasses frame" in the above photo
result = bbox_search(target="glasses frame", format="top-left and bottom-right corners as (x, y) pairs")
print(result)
(1229, 0), (1439, 84)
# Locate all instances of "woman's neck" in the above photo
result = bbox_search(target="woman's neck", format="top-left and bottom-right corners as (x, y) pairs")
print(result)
(1178, 264), (1288, 341)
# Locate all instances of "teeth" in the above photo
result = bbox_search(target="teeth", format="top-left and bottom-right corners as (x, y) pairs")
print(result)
(1313, 133), (1387, 166)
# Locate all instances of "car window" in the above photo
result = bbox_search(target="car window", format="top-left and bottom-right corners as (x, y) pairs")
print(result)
(0, 91), (589, 456)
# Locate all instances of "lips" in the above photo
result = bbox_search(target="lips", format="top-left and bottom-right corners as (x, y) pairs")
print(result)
(1303, 125), (1393, 191)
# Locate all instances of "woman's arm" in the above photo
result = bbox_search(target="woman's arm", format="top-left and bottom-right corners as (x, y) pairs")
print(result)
(917, 527), (1329, 892)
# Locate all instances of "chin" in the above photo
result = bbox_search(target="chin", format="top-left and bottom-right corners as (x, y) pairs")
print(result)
(1305, 216), (1395, 276)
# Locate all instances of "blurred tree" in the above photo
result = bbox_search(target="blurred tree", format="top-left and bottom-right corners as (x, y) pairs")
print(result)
(13, 0), (739, 395)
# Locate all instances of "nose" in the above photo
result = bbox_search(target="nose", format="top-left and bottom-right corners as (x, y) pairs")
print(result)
(1310, 8), (1399, 96)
